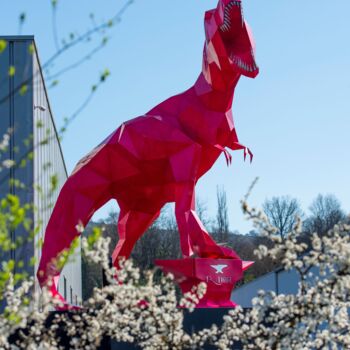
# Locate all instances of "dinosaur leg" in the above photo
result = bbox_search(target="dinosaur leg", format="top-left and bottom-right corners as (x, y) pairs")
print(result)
(112, 205), (160, 268)
(37, 162), (112, 307)
(175, 182), (240, 259)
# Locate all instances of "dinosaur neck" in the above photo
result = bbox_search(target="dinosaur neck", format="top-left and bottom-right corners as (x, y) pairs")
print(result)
(193, 10), (242, 112)
(194, 72), (240, 112)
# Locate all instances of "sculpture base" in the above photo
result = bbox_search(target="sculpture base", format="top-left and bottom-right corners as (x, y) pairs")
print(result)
(156, 258), (253, 308)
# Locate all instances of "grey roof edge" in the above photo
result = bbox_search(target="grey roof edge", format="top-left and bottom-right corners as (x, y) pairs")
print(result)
(31, 38), (69, 178)
(234, 265), (285, 292)
(0, 35), (35, 40)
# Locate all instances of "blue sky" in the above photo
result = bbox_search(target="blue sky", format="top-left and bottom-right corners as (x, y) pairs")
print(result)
(1, 0), (350, 233)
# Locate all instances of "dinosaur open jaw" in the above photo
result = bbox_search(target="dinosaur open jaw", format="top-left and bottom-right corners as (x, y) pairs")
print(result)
(219, 0), (259, 78)
(219, 1), (243, 33)
(230, 50), (258, 76)
(227, 25), (259, 77)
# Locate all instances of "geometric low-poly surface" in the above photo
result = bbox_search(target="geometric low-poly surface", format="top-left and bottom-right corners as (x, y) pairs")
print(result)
(156, 258), (254, 308)
(37, 0), (259, 307)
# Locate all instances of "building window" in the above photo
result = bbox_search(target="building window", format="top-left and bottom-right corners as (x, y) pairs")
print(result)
(70, 287), (73, 304)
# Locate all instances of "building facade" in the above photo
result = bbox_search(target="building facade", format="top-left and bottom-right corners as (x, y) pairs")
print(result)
(231, 266), (320, 308)
(0, 36), (82, 304)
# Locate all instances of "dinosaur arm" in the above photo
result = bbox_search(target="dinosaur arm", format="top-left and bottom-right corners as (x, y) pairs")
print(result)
(231, 141), (253, 162)
(227, 128), (253, 162)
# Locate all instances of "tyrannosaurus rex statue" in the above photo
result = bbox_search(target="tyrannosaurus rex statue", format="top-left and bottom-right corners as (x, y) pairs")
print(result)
(37, 0), (259, 306)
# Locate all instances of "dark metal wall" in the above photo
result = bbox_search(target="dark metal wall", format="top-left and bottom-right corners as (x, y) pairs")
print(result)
(0, 35), (81, 305)
(0, 36), (34, 274)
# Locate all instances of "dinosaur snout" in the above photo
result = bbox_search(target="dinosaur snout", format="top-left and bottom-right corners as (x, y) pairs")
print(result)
(214, 0), (259, 78)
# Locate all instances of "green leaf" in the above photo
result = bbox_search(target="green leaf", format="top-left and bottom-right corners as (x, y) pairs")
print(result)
(43, 162), (52, 171)
(19, 84), (28, 96)
(8, 66), (16, 77)
(0, 40), (7, 54)
(50, 80), (59, 88)
(28, 43), (35, 55)
(2, 259), (15, 272)
(87, 227), (102, 249)
(27, 152), (33, 161)
(29, 256), (36, 266)
(23, 218), (32, 232)
(7, 311), (22, 325)
(40, 138), (49, 146)
(100, 68), (110, 82)
(19, 159), (27, 168)
(36, 120), (44, 128)
(50, 174), (58, 193)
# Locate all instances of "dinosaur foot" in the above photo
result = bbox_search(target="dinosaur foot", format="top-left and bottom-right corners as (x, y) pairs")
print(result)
(193, 244), (241, 260)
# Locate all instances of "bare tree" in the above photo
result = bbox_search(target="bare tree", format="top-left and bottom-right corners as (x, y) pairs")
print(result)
(263, 196), (303, 241)
(215, 186), (230, 243)
(229, 232), (276, 286)
(130, 206), (181, 271)
(196, 197), (211, 228)
(105, 209), (119, 225)
(305, 194), (346, 236)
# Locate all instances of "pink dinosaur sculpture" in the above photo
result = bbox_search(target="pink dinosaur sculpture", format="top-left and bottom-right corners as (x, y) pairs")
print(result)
(37, 0), (259, 307)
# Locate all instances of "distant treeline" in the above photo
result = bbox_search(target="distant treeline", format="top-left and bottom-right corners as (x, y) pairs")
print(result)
(82, 191), (346, 300)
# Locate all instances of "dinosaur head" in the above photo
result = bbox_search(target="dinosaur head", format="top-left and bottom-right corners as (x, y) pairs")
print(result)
(212, 0), (259, 78)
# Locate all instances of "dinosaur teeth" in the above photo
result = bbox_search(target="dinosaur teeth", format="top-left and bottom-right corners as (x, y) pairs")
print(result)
(222, 1), (243, 29)
(220, 22), (230, 32)
(220, 1), (245, 33)
(226, 1), (241, 9)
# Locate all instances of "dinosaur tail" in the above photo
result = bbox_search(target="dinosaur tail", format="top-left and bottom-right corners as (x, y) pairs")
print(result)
(37, 146), (113, 309)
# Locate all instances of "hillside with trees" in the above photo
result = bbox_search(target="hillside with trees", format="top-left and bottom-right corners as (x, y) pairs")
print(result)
(82, 189), (346, 300)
